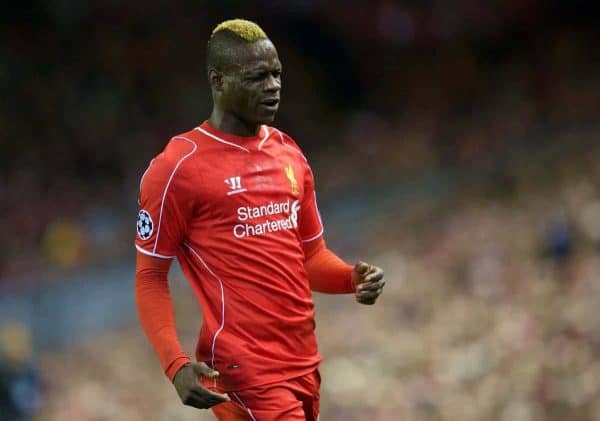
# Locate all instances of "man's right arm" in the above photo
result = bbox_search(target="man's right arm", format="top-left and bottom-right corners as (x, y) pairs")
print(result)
(135, 141), (197, 380)
(135, 140), (229, 408)
(135, 251), (190, 380)
(135, 251), (230, 407)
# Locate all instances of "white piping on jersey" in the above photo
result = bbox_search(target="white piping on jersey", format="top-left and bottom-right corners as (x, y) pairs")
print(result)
(257, 126), (270, 151)
(138, 158), (155, 204)
(302, 227), (324, 243)
(274, 128), (308, 162)
(273, 129), (323, 242)
(195, 127), (250, 153)
(302, 191), (324, 243)
(183, 243), (226, 371)
(153, 137), (197, 254)
(135, 244), (174, 259)
(276, 128), (285, 145)
(231, 392), (257, 421)
(313, 190), (324, 227)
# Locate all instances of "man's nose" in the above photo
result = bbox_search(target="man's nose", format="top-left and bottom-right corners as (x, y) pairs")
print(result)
(264, 74), (281, 92)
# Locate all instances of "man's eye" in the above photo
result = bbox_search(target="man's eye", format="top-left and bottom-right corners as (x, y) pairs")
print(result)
(245, 70), (280, 82)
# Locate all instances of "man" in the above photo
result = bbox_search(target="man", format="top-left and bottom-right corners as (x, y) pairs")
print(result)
(135, 19), (385, 420)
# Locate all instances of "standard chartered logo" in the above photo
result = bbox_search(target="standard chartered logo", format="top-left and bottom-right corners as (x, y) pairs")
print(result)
(233, 199), (300, 239)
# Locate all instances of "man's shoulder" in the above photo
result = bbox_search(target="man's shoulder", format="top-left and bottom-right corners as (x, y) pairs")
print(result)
(267, 126), (308, 162)
(153, 128), (200, 166)
(142, 129), (200, 185)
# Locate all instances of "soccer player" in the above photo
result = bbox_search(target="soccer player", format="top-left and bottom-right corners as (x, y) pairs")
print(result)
(135, 19), (385, 421)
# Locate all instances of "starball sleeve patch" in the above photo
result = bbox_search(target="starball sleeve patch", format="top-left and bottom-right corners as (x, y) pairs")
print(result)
(137, 209), (154, 240)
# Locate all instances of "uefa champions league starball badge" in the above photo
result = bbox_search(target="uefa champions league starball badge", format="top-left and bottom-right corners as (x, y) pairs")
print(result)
(137, 210), (153, 240)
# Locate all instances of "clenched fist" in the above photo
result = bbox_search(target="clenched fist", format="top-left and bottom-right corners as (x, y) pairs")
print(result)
(352, 262), (385, 305)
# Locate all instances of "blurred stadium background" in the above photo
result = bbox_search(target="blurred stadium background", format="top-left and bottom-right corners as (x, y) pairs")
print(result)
(2, 1), (600, 420)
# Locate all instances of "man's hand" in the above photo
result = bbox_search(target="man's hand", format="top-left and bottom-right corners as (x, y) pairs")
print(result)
(173, 362), (230, 409)
(352, 261), (385, 305)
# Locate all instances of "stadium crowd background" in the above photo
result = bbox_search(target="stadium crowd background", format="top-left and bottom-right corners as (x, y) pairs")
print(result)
(1, 1), (600, 419)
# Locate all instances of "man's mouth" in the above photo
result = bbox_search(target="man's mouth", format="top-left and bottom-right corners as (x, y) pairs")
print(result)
(260, 98), (280, 108)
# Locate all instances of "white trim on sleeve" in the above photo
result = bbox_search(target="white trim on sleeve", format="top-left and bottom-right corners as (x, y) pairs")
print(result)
(313, 191), (324, 227)
(302, 191), (325, 242)
(135, 244), (174, 259)
(302, 228), (324, 243)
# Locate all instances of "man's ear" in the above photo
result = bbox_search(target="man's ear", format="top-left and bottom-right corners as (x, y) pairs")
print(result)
(208, 69), (224, 92)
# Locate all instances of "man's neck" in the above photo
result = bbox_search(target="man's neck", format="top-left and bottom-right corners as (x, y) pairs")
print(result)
(208, 110), (260, 137)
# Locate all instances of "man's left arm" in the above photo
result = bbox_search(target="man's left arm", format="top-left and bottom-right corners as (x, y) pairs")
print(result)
(298, 163), (385, 304)
(302, 237), (385, 304)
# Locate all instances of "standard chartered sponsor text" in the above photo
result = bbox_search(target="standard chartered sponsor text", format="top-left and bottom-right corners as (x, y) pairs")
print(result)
(234, 199), (300, 239)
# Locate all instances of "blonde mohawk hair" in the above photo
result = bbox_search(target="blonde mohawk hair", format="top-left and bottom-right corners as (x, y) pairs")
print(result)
(211, 19), (268, 42)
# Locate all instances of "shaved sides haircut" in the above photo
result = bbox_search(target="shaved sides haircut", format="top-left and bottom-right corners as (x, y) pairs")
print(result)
(207, 19), (269, 72)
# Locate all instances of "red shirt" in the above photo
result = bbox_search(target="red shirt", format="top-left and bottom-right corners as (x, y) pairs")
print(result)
(135, 121), (325, 390)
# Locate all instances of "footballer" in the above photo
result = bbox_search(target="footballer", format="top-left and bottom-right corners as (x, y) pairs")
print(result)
(135, 19), (385, 420)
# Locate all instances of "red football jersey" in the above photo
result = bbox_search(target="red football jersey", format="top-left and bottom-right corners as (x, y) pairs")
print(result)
(135, 121), (324, 390)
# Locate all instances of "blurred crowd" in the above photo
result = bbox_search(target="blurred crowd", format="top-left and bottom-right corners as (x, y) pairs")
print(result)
(3, 1), (600, 419)
(0, 322), (41, 420)
(2, 0), (599, 283)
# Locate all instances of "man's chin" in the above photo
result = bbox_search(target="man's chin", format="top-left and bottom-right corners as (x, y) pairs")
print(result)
(257, 113), (277, 124)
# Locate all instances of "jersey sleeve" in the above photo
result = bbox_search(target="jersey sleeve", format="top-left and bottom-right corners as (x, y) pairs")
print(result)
(303, 236), (355, 293)
(135, 140), (197, 258)
(299, 164), (324, 243)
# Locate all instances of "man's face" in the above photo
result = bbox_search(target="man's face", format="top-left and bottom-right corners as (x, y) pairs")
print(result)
(221, 39), (282, 125)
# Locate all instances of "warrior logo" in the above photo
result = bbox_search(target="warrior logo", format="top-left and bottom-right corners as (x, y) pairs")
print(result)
(225, 176), (247, 196)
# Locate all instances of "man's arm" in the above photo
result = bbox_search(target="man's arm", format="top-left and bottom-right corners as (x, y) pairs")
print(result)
(135, 141), (229, 408)
(135, 252), (189, 380)
(303, 237), (385, 304)
(303, 237), (354, 293)
(292, 140), (385, 303)
(135, 252), (229, 408)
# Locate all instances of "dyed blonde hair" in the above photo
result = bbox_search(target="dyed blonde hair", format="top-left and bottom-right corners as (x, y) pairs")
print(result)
(211, 19), (268, 42)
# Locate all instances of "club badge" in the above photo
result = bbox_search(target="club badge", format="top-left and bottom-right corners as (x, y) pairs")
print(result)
(284, 164), (299, 196)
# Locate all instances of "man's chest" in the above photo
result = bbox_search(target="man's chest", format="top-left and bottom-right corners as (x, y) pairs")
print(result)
(192, 150), (306, 222)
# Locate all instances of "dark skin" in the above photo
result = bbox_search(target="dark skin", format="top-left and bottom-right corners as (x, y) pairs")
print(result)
(173, 362), (229, 409)
(352, 262), (386, 305)
(174, 37), (385, 409)
(208, 38), (282, 137)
